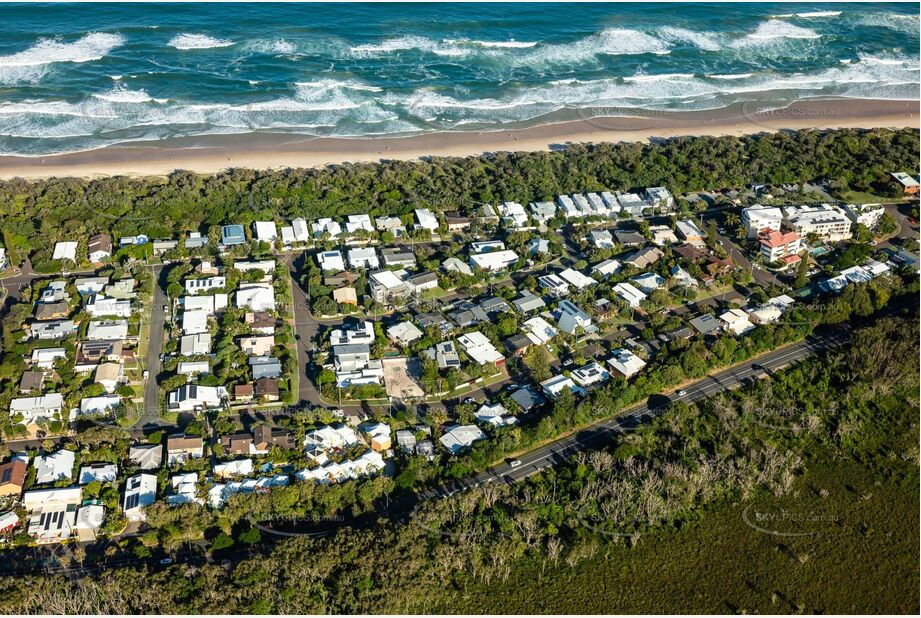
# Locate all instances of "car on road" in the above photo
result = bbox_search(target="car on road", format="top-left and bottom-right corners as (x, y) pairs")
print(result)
(463, 397), (476, 404)
(676, 389), (687, 396)
(751, 363), (765, 371)
(143, 370), (149, 380)
(159, 558), (173, 565)
(162, 304), (168, 312)
(508, 459), (522, 468)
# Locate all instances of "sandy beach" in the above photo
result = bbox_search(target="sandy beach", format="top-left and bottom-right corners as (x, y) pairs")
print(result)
(0, 98), (916, 181)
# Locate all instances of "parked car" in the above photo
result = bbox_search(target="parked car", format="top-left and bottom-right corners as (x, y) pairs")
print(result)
(508, 459), (522, 468)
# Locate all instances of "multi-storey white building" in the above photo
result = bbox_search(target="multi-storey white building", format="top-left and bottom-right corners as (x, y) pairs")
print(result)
(741, 205), (784, 238)
(841, 203), (885, 230)
(783, 204), (852, 242)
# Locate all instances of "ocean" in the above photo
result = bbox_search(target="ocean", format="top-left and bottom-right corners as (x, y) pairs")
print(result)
(0, 2), (917, 156)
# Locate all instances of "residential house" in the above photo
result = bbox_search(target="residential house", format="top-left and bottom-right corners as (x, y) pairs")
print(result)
(312, 218), (343, 239)
(571, 361), (610, 387)
(167, 384), (227, 412)
(236, 283), (275, 311)
(123, 474), (157, 522)
(527, 238), (550, 256)
(689, 313), (721, 336)
(720, 309), (755, 335)
(556, 300), (595, 335)
(540, 375), (585, 399)
(512, 291), (545, 313)
(221, 224), (247, 246)
(239, 335), (275, 356)
(529, 201), (557, 224)
(369, 270), (412, 304)
(522, 316), (557, 345)
(434, 341), (461, 369)
(441, 257), (473, 277)
(439, 425), (486, 454)
(23, 487), (82, 543)
(30, 348), (67, 369)
(614, 230), (645, 246)
(376, 216), (406, 237)
(474, 403), (517, 427)
(414, 208), (439, 231)
(128, 444), (163, 470)
(469, 250), (519, 272)
(387, 321), (423, 345)
(445, 213), (471, 232)
(34, 450), (75, 484)
(93, 362), (124, 393)
(347, 247), (380, 270)
(166, 435), (205, 465)
(538, 274), (569, 297)
(891, 172), (919, 195)
(79, 463), (118, 485)
(249, 356), (282, 380)
(87, 234), (112, 263)
(457, 331), (505, 367)
(497, 201), (529, 228)
(185, 276), (226, 295)
(607, 348), (646, 378)
(28, 319), (77, 340)
(318, 250), (346, 272)
(52, 241), (78, 262)
(407, 272), (439, 294)
(254, 378), (280, 401)
(246, 311), (276, 334)
(622, 246), (664, 269)
(649, 225), (679, 246)
(559, 268), (596, 290)
(592, 258), (621, 278)
(361, 422), (392, 452)
(381, 247), (416, 268)
(177, 361), (210, 376)
(18, 371), (44, 394)
(676, 220), (705, 246)
(0, 460), (27, 498)
(631, 272), (666, 294)
(10, 393), (64, 425)
(34, 302), (69, 321)
(510, 386), (546, 411)
(180, 333), (211, 356)
(333, 287), (358, 305)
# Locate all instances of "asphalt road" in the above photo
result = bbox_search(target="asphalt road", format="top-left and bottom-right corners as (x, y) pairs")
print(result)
(136, 265), (168, 429)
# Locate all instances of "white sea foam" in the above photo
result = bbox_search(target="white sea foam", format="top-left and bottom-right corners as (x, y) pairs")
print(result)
(0, 32), (124, 67)
(93, 85), (168, 104)
(168, 33), (235, 50)
(351, 36), (470, 57)
(246, 39), (297, 55)
(774, 11), (841, 18)
(731, 19), (821, 48)
(708, 73), (755, 80)
(624, 73), (696, 83)
(443, 38), (538, 49)
(656, 26), (722, 51)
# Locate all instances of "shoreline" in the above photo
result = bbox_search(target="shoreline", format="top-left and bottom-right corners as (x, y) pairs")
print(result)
(0, 98), (916, 181)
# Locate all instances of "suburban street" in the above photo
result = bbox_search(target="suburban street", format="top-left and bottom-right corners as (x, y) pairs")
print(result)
(136, 264), (168, 429)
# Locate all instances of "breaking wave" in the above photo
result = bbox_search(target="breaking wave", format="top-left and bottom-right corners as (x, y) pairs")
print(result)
(168, 33), (235, 50)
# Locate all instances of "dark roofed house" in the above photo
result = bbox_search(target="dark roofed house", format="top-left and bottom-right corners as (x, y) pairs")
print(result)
(381, 247), (416, 268)
(254, 378), (280, 401)
(35, 302), (70, 321)
(511, 386), (546, 412)
(128, 444), (163, 470)
(87, 234), (112, 263)
(415, 312), (447, 329)
(614, 230), (646, 246)
(245, 311), (276, 335)
(445, 213), (471, 232)
(703, 256), (735, 283)
(689, 313), (721, 336)
(19, 371), (44, 394)
(253, 425), (295, 450)
(479, 296), (511, 316)
(674, 244), (706, 262)
(221, 433), (254, 455)
(504, 334), (533, 357)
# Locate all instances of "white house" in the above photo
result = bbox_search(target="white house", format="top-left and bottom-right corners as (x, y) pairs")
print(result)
(559, 268), (597, 290)
(312, 218), (343, 239)
(719, 308), (755, 335)
(469, 250), (519, 272)
(613, 282), (647, 308)
(86, 320), (128, 341)
(456, 331), (504, 366)
(30, 348), (67, 369)
(571, 361), (610, 387)
(317, 250), (346, 272)
(415, 208), (439, 231)
(387, 321), (423, 345)
(253, 221), (278, 243)
(607, 348), (646, 378)
(167, 384), (227, 412)
(556, 300), (594, 335)
(86, 295), (132, 318)
(292, 218), (310, 242)
(79, 463), (118, 485)
(592, 258), (622, 278)
(783, 204), (852, 242)
(34, 450), (75, 484)
(522, 316), (557, 345)
(631, 272), (666, 294)
(439, 425), (486, 454)
(347, 247), (380, 270)
(23, 487), (82, 543)
(236, 283), (275, 311)
(474, 403), (517, 427)
(10, 393), (64, 424)
(123, 473), (157, 522)
(497, 201), (529, 228)
(78, 395), (122, 417)
(52, 241), (78, 262)
(841, 203), (885, 230)
(540, 375), (585, 399)
(345, 214), (374, 235)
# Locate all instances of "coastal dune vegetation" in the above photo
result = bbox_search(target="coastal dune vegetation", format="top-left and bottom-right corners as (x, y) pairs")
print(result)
(0, 128), (917, 271)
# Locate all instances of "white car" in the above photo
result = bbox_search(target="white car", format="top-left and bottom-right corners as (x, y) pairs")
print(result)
(509, 459), (522, 468)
